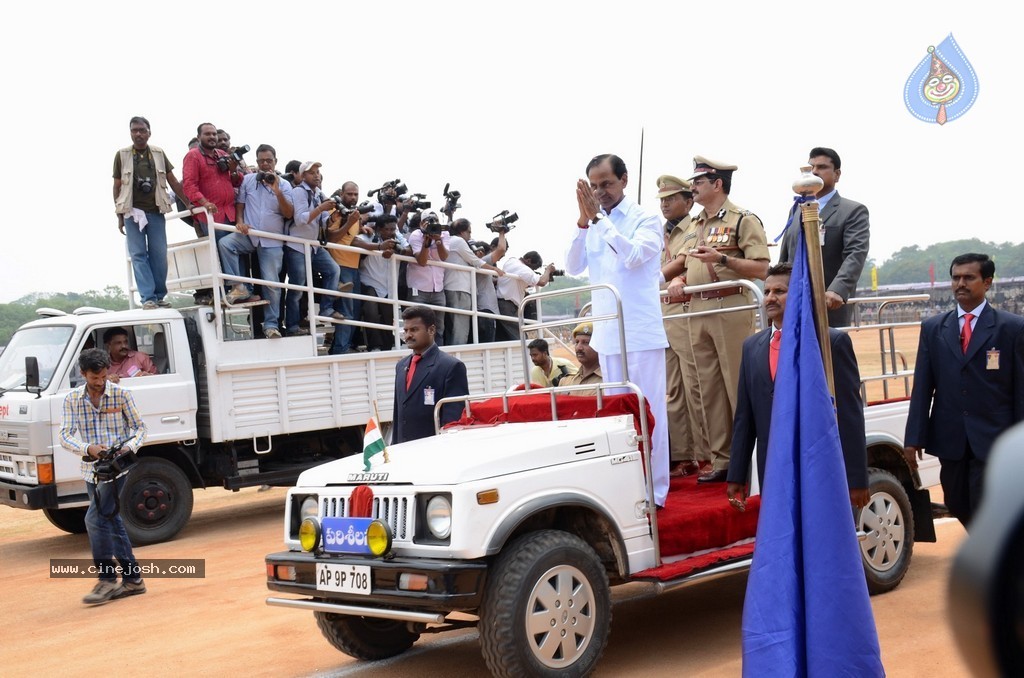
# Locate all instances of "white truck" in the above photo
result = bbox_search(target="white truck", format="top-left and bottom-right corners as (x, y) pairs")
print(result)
(265, 286), (938, 677)
(0, 213), (525, 543)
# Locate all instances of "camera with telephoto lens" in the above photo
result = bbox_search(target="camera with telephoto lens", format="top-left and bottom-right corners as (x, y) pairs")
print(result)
(402, 193), (431, 211)
(549, 268), (565, 278)
(368, 178), (407, 203)
(442, 182), (461, 215)
(421, 212), (444, 236)
(88, 439), (138, 483)
(486, 209), (519, 233)
(135, 176), (154, 194)
(216, 144), (250, 172)
(336, 199), (376, 219)
(366, 213), (398, 226)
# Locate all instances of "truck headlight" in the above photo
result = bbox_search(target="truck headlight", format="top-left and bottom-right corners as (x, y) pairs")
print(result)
(367, 520), (393, 557)
(425, 495), (452, 539)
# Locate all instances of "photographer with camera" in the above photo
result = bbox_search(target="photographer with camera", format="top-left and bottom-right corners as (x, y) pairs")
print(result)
(324, 182), (379, 353)
(470, 233), (507, 343)
(182, 122), (245, 305)
(217, 145), (295, 335)
(286, 162), (343, 335)
(113, 116), (191, 310)
(59, 348), (147, 606)
(358, 214), (409, 351)
(444, 219), (505, 345)
(407, 210), (450, 344)
(496, 251), (556, 342)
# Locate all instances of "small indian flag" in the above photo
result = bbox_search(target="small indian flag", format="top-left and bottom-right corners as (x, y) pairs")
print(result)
(363, 418), (387, 471)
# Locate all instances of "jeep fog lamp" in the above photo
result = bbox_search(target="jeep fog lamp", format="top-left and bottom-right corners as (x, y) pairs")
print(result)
(426, 495), (452, 539)
(367, 520), (393, 557)
(299, 518), (321, 552)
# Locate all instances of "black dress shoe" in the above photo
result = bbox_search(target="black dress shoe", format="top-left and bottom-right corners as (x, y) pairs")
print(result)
(697, 469), (729, 483)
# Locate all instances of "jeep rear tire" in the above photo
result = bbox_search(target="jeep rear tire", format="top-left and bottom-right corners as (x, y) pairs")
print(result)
(314, 613), (419, 660)
(858, 468), (914, 595)
(480, 529), (611, 678)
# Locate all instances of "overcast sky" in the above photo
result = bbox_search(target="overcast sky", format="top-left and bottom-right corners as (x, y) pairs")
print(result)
(1, 1), (1016, 303)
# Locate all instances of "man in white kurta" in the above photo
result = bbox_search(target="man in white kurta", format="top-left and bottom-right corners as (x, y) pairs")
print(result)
(566, 154), (671, 507)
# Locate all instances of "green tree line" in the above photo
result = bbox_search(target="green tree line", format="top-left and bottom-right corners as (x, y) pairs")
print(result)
(858, 239), (1024, 288)
(0, 287), (128, 345)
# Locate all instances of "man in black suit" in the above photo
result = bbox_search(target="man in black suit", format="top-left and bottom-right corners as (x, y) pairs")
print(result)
(779, 147), (869, 327)
(392, 305), (470, 444)
(727, 263), (869, 510)
(904, 253), (1024, 529)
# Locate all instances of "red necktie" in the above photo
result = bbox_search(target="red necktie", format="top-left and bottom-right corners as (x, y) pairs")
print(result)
(961, 313), (974, 354)
(405, 354), (421, 390)
(769, 329), (781, 380)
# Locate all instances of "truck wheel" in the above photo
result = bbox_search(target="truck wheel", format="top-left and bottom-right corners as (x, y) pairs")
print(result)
(314, 613), (420, 660)
(120, 457), (194, 545)
(858, 468), (914, 595)
(480, 530), (611, 678)
(43, 507), (87, 534)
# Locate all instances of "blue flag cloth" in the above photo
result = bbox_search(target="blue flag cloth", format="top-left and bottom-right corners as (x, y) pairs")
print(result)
(741, 227), (884, 677)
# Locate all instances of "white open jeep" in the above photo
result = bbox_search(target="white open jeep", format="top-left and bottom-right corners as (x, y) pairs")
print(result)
(264, 284), (935, 677)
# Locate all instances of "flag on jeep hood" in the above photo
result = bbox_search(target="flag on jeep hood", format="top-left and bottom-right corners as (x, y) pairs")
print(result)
(362, 418), (387, 471)
(741, 227), (883, 677)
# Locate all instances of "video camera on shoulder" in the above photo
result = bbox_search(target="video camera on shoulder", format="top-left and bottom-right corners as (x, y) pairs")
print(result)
(442, 182), (461, 216)
(486, 210), (518, 233)
(402, 193), (431, 211)
(216, 144), (250, 172)
(368, 178), (407, 203)
(87, 439), (138, 483)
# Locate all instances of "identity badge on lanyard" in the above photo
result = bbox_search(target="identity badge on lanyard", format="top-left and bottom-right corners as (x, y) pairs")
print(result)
(423, 387), (435, 406)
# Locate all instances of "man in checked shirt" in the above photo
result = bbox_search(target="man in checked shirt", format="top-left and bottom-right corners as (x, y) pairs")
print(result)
(60, 348), (147, 606)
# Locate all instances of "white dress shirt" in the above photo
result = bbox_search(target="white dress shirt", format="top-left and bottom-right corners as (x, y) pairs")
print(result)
(566, 196), (668, 355)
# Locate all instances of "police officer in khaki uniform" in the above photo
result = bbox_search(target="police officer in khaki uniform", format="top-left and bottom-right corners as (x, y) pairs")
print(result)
(657, 175), (711, 476)
(668, 157), (769, 482)
(560, 322), (603, 396)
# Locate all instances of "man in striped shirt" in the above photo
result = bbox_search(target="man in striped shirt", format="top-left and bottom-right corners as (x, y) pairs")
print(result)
(60, 348), (147, 606)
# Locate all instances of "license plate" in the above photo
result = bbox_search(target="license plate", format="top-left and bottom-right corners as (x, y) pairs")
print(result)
(315, 563), (371, 595)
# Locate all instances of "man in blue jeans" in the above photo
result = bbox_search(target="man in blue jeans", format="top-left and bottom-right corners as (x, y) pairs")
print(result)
(218, 144), (295, 337)
(59, 349), (148, 606)
(286, 162), (342, 335)
(113, 116), (190, 309)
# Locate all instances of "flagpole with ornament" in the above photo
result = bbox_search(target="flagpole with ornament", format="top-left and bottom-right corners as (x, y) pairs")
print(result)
(793, 166), (835, 398)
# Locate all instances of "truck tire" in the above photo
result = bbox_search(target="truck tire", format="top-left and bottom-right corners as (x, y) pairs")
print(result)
(314, 613), (420, 660)
(43, 507), (87, 534)
(120, 457), (194, 545)
(480, 530), (611, 678)
(858, 468), (914, 595)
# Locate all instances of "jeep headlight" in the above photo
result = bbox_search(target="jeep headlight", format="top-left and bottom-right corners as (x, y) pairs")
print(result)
(425, 495), (452, 539)
(299, 496), (319, 520)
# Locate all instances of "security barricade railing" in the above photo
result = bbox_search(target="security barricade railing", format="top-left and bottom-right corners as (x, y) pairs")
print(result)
(127, 207), (553, 351)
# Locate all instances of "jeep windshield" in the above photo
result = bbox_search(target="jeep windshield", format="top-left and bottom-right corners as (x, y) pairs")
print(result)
(0, 325), (74, 393)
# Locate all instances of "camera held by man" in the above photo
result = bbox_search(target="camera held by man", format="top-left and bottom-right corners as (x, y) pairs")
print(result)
(403, 193), (431, 211)
(368, 178), (407, 204)
(216, 144), (250, 172)
(487, 209), (519, 233)
(421, 211), (446, 237)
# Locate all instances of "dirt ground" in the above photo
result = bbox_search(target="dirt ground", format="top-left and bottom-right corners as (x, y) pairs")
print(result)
(0, 485), (972, 677)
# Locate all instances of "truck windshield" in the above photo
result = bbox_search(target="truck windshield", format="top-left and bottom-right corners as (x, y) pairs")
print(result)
(0, 326), (74, 391)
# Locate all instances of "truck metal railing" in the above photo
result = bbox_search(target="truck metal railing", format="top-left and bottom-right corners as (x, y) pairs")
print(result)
(434, 283), (663, 567)
(841, 295), (928, 401)
(133, 208), (552, 351)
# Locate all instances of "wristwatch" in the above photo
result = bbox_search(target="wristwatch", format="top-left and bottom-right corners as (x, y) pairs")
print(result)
(590, 213), (605, 225)
(719, 254), (728, 266)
